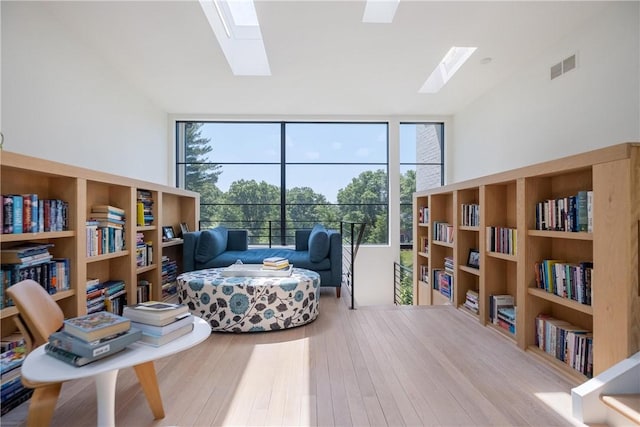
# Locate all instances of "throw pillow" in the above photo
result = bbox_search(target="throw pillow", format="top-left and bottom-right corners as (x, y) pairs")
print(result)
(195, 226), (228, 263)
(308, 224), (330, 262)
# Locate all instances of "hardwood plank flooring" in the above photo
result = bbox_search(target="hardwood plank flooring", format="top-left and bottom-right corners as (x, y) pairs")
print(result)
(1, 288), (585, 426)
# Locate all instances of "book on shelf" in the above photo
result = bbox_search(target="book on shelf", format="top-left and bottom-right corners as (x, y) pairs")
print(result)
(48, 328), (141, 359)
(138, 322), (194, 347)
(91, 205), (125, 216)
(0, 242), (54, 264)
(63, 311), (131, 342)
(0, 347), (26, 376)
(122, 301), (190, 327)
(130, 314), (194, 336)
(489, 294), (514, 325)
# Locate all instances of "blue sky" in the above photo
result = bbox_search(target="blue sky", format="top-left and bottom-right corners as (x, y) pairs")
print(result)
(200, 122), (419, 203)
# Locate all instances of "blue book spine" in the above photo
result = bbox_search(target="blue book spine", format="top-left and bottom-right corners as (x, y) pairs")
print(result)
(11, 195), (23, 234)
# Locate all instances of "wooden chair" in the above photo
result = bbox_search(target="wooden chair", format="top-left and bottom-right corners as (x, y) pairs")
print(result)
(6, 279), (65, 427)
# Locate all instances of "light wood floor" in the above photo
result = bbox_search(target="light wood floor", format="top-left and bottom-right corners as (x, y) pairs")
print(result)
(2, 288), (585, 426)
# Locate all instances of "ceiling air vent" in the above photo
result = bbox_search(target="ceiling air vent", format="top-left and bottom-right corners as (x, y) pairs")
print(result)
(550, 53), (577, 80)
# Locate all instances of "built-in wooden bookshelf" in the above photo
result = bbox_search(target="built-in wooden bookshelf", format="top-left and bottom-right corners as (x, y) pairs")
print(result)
(413, 143), (640, 382)
(0, 150), (199, 339)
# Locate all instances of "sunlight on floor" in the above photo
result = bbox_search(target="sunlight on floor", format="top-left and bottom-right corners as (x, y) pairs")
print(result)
(535, 391), (584, 426)
(221, 336), (312, 426)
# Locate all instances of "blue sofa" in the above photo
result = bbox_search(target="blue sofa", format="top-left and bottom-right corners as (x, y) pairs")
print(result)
(182, 224), (343, 297)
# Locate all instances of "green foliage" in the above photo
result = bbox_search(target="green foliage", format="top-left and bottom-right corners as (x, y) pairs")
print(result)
(337, 169), (388, 244)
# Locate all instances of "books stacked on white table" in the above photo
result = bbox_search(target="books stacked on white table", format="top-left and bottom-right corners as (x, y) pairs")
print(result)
(46, 311), (141, 367)
(122, 301), (193, 347)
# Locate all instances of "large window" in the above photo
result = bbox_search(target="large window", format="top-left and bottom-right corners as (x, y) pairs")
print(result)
(176, 121), (389, 245)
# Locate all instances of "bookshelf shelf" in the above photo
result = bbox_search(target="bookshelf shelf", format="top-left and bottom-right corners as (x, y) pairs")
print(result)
(86, 250), (130, 263)
(527, 287), (593, 315)
(136, 264), (156, 274)
(527, 346), (587, 384)
(527, 230), (593, 240)
(459, 265), (480, 276)
(413, 143), (639, 379)
(458, 304), (479, 320)
(487, 251), (517, 262)
(0, 230), (76, 242)
(432, 240), (454, 248)
(162, 238), (184, 248)
(1, 150), (199, 339)
(417, 251), (429, 259)
(418, 223), (429, 228)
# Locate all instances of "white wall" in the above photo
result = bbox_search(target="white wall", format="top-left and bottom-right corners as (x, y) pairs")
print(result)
(451, 2), (640, 183)
(1, 2), (169, 184)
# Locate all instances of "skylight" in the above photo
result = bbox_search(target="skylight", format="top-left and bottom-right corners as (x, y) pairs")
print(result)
(362, 0), (400, 23)
(419, 46), (477, 93)
(199, 0), (271, 76)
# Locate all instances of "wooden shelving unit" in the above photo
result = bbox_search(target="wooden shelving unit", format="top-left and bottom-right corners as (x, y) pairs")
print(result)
(413, 143), (640, 381)
(0, 150), (199, 339)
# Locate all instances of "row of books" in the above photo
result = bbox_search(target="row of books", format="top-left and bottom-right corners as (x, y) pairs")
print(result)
(534, 260), (593, 305)
(0, 333), (32, 416)
(136, 232), (153, 268)
(433, 269), (453, 300)
(137, 279), (151, 303)
(86, 223), (125, 256)
(486, 226), (516, 256)
(418, 236), (428, 254)
(460, 203), (480, 227)
(419, 264), (428, 283)
(444, 256), (454, 274)
(2, 194), (69, 234)
(535, 190), (593, 233)
(418, 206), (429, 224)
(489, 294), (515, 334)
(86, 279), (127, 314)
(136, 189), (154, 226)
(463, 289), (479, 314)
(161, 256), (178, 298)
(433, 221), (454, 243)
(535, 314), (593, 378)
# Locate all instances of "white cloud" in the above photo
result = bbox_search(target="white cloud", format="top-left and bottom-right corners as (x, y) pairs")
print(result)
(356, 148), (369, 157)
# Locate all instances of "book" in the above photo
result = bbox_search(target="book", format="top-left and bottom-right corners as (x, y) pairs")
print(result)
(44, 342), (123, 367)
(48, 328), (141, 359)
(122, 301), (190, 327)
(138, 322), (194, 347)
(130, 314), (194, 336)
(63, 311), (131, 342)
(0, 348), (26, 375)
(91, 205), (125, 216)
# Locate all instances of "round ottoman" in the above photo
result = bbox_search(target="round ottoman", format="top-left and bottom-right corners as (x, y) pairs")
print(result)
(176, 267), (320, 332)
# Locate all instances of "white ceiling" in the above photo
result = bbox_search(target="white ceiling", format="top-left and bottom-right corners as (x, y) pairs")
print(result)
(43, 0), (609, 117)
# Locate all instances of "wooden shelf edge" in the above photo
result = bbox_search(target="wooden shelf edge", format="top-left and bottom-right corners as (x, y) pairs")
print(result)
(0, 230), (76, 242)
(526, 346), (588, 385)
(487, 251), (517, 262)
(418, 223), (429, 228)
(458, 304), (480, 321)
(162, 238), (184, 248)
(136, 225), (157, 232)
(418, 251), (429, 258)
(1, 289), (75, 320)
(136, 264), (157, 274)
(432, 240), (454, 248)
(486, 323), (517, 343)
(528, 229), (593, 241)
(459, 265), (480, 276)
(527, 288), (593, 315)
(86, 250), (130, 263)
(459, 225), (479, 232)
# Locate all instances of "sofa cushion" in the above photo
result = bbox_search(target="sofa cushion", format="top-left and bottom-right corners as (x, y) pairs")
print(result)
(195, 227), (228, 263)
(308, 224), (330, 262)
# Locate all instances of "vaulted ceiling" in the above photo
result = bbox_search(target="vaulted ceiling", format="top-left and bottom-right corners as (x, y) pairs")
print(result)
(42, 1), (609, 116)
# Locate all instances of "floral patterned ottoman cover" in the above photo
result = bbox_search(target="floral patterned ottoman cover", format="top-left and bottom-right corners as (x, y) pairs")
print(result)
(177, 267), (321, 332)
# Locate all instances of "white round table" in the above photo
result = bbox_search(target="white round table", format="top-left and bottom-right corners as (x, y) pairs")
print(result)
(21, 317), (210, 427)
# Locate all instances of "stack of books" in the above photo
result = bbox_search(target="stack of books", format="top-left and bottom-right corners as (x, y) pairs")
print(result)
(463, 289), (479, 314)
(122, 301), (193, 347)
(262, 257), (290, 270)
(45, 311), (141, 367)
(1, 333), (31, 415)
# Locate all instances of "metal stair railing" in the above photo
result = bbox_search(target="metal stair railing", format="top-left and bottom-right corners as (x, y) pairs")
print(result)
(340, 221), (366, 309)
